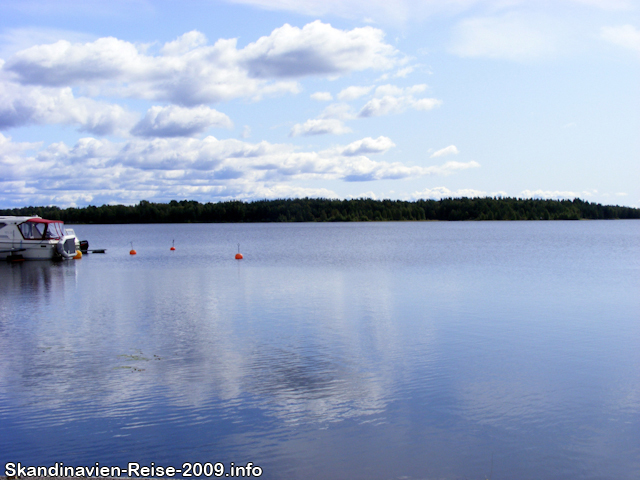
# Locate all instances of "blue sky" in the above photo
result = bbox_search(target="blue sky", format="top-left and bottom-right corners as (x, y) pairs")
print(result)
(1, 0), (638, 208)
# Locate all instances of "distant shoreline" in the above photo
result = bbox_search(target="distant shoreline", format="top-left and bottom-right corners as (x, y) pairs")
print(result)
(1, 197), (639, 224)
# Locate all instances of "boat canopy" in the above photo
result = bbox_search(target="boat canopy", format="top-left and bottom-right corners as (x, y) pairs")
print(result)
(19, 218), (66, 240)
(27, 218), (64, 223)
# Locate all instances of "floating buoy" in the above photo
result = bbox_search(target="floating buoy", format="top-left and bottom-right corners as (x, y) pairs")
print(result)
(73, 250), (83, 259)
(130, 241), (137, 255)
(170, 239), (176, 251)
(235, 243), (243, 260)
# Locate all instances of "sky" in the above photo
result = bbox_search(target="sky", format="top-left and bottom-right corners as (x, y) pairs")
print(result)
(0, 0), (638, 208)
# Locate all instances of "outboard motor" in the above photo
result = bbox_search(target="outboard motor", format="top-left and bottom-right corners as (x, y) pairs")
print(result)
(80, 240), (89, 253)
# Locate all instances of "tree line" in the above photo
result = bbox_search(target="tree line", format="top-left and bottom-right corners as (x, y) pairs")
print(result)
(1, 197), (639, 224)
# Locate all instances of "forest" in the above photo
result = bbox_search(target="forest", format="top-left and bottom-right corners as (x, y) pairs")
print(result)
(1, 197), (639, 224)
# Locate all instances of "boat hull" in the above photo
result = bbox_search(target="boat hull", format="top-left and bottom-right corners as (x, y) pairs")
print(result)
(0, 240), (60, 260)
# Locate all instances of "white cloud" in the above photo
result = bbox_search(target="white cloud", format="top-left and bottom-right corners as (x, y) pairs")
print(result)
(0, 133), (41, 163)
(520, 189), (596, 199)
(223, 0), (634, 28)
(289, 118), (352, 136)
(3, 22), (400, 106)
(430, 145), (459, 158)
(241, 21), (400, 77)
(160, 30), (208, 56)
(600, 25), (640, 54)
(4, 36), (144, 86)
(131, 105), (233, 138)
(0, 134), (480, 206)
(318, 103), (356, 120)
(359, 95), (441, 117)
(349, 191), (378, 200)
(427, 160), (480, 175)
(394, 66), (414, 78)
(337, 85), (373, 101)
(0, 82), (136, 135)
(374, 84), (427, 97)
(449, 13), (561, 61)
(0, 27), (96, 60)
(354, 83), (440, 117)
(410, 186), (488, 200)
(339, 136), (395, 156)
(311, 91), (333, 101)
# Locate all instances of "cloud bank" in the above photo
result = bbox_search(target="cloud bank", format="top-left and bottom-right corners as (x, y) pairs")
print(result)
(0, 133), (480, 206)
(3, 22), (401, 107)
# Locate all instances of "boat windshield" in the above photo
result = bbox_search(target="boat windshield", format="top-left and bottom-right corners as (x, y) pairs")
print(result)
(18, 220), (65, 240)
(46, 222), (65, 239)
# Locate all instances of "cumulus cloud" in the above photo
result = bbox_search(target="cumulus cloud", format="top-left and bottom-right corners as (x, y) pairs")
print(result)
(449, 13), (561, 61)
(0, 134), (480, 206)
(3, 22), (400, 106)
(430, 145), (459, 158)
(160, 30), (208, 56)
(337, 85), (373, 101)
(356, 83), (440, 117)
(0, 82), (136, 135)
(289, 118), (352, 136)
(374, 84), (427, 96)
(359, 95), (441, 117)
(0, 27), (96, 61)
(318, 103), (356, 120)
(427, 160), (480, 175)
(131, 105), (233, 138)
(242, 21), (400, 78)
(4, 36), (143, 86)
(411, 186), (488, 200)
(311, 91), (333, 101)
(394, 66), (414, 78)
(600, 25), (640, 53)
(340, 136), (395, 156)
(520, 189), (596, 199)
(0, 133), (41, 165)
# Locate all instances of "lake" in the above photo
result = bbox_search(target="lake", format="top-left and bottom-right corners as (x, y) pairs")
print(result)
(0, 221), (638, 480)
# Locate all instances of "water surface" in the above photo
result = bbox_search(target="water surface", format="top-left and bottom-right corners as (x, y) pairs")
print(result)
(0, 221), (638, 479)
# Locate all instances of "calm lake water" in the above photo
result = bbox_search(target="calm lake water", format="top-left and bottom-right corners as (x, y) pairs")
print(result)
(0, 221), (638, 480)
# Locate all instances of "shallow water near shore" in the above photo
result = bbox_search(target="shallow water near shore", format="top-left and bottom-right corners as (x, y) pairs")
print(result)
(1, 221), (638, 480)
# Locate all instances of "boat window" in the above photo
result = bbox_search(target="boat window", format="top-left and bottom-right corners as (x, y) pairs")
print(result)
(34, 222), (47, 238)
(0, 222), (6, 230)
(19, 222), (36, 239)
(18, 221), (48, 239)
(47, 222), (65, 239)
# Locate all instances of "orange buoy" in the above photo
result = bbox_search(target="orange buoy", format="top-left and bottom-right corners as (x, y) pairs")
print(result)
(130, 241), (137, 255)
(235, 243), (243, 260)
(73, 250), (83, 259)
(170, 239), (176, 251)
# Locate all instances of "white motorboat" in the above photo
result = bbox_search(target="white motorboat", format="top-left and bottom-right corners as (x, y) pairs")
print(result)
(0, 216), (79, 261)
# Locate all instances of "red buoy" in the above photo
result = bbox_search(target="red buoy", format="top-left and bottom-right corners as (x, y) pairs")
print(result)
(170, 239), (176, 251)
(130, 241), (137, 255)
(235, 243), (243, 260)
